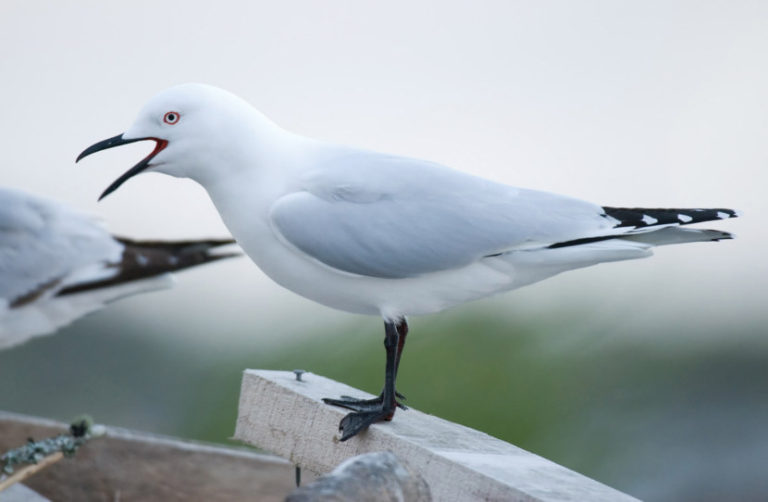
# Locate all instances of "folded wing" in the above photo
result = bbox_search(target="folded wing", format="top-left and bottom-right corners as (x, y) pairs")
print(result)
(270, 152), (619, 278)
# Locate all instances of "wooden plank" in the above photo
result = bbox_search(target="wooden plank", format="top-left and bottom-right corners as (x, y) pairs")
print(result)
(235, 369), (639, 502)
(0, 411), (299, 502)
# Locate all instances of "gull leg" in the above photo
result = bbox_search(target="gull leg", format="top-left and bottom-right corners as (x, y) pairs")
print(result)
(324, 319), (408, 410)
(323, 319), (408, 440)
(393, 318), (408, 396)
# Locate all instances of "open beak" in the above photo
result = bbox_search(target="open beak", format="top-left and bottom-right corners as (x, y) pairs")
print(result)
(77, 134), (168, 200)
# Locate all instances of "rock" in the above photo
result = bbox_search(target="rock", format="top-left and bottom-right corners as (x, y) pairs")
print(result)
(287, 451), (431, 502)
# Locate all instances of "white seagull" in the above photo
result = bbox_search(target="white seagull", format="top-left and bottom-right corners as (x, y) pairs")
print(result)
(0, 186), (238, 350)
(77, 83), (738, 440)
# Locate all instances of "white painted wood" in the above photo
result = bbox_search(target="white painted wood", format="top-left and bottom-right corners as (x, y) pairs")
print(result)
(235, 369), (639, 502)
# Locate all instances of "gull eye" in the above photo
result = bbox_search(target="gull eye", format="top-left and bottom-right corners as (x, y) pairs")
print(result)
(163, 111), (180, 124)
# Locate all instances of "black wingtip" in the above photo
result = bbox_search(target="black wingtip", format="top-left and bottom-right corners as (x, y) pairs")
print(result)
(55, 238), (240, 297)
(602, 207), (740, 229)
(113, 237), (237, 250)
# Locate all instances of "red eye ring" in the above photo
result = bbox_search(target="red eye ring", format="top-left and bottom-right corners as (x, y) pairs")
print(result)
(163, 111), (180, 124)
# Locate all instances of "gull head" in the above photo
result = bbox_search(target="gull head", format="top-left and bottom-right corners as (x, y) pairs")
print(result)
(77, 83), (267, 200)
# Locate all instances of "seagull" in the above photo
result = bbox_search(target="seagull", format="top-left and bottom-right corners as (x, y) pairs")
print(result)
(77, 83), (738, 441)
(0, 186), (238, 350)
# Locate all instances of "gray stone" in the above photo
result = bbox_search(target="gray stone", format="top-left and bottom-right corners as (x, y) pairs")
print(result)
(287, 452), (431, 502)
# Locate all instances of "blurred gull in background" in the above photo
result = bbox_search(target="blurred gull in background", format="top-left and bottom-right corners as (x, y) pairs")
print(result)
(0, 187), (238, 349)
(77, 83), (739, 440)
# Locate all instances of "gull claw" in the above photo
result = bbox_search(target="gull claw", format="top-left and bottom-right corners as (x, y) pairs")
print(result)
(323, 392), (407, 413)
(338, 409), (393, 441)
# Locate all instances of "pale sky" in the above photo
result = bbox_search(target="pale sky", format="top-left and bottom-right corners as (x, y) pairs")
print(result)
(1, 1), (765, 343)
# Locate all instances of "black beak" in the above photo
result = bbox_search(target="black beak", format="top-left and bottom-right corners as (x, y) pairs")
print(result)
(77, 133), (168, 201)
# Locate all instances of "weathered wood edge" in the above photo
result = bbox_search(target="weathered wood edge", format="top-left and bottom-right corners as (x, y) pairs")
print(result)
(0, 410), (298, 501)
(0, 410), (286, 464)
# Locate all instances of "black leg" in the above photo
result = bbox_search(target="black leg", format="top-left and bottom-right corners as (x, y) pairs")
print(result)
(393, 318), (408, 377)
(322, 318), (408, 441)
(393, 319), (408, 403)
(326, 319), (408, 409)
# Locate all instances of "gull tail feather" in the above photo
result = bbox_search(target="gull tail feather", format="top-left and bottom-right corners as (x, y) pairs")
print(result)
(618, 227), (733, 246)
(550, 206), (738, 249)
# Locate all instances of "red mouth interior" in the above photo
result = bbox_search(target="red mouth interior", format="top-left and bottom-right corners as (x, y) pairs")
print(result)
(145, 138), (168, 165)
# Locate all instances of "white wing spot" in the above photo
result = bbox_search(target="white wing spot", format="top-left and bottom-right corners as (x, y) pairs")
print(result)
(678, 214), (693, 223)
(641, 214), (658, 225)
(136, 253), (149, 266)
(717, 211), (729, 219)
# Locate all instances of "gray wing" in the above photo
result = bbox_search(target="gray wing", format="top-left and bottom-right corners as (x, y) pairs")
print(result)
(270, 152), (616, 278)
(0, 188), (122, 305)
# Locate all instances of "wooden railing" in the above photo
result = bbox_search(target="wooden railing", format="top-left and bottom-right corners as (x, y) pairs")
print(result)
(235, 369), (639, 501)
